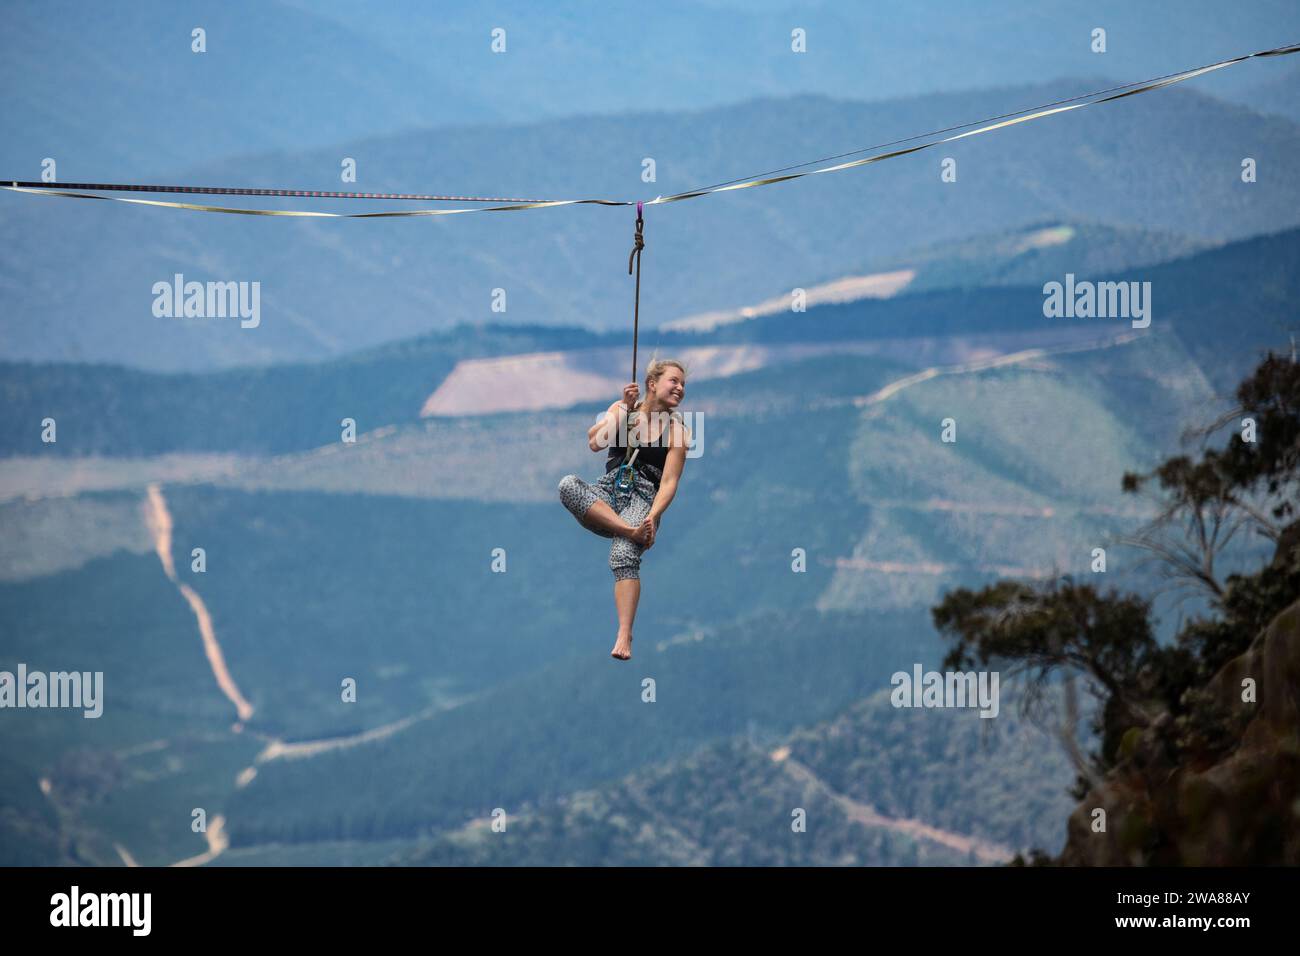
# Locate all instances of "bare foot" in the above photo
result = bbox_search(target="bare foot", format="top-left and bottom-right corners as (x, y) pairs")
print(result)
(610, 632), (632, 660)
(630, 520), (653, 547)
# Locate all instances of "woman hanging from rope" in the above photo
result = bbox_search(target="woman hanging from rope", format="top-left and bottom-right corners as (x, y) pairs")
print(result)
(557, 357), (690, 660)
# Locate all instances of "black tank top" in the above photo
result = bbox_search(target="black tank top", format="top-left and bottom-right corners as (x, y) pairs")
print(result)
(605, 410), (674, 479)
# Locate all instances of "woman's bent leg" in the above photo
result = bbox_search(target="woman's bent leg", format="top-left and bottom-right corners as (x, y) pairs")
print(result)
(560, 471), (655, 662)
(558, 473), (629, 539)
(607, 475), (655, 581)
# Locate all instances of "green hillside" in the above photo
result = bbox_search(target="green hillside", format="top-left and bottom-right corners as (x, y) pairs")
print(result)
(2, 227), (1293, 866)
(0, 331), (1259, 862)
(391, 680), (1079, 866)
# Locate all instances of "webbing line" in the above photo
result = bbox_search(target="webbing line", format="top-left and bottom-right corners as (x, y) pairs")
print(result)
(2, 42), (1297, 219)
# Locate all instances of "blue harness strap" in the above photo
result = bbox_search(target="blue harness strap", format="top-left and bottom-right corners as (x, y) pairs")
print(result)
(614, 408), (641, 491)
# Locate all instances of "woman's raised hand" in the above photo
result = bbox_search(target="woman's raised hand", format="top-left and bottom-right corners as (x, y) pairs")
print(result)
(622, 382), (640, 409)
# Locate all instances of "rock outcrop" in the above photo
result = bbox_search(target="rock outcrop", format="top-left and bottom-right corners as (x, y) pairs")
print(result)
(1059, 595), (1300, 864)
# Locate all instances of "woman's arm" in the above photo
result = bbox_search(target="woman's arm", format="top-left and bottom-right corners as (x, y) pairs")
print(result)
(588, 401), (622, 452)
(647, 421), (689, 522)
(589, 384), (639, 452)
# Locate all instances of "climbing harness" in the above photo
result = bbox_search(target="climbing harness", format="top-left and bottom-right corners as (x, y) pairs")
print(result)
(615, 201), (645, 493)
(613, 446), (641, 494)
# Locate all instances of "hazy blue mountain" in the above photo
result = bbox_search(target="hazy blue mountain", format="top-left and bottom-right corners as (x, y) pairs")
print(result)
(0, 0), (509, 180)
(3, 71), (1299, 370)
(866, 220), (1216, 295)
(1233, 62), (1300, 123)
(3, 224), (1293, 461)
(5, 0), (1295, 178)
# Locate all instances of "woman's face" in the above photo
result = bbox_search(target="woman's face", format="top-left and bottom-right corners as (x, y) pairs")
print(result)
(651, 366), (686, 409)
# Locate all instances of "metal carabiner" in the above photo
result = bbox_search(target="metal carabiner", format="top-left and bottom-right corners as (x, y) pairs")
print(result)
(614, 446), (640, 492)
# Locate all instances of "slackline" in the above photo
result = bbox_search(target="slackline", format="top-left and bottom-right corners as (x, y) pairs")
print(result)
(3, 41), (1297, 219)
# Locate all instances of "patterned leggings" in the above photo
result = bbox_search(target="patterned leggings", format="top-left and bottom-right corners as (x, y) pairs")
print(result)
(558, 463), (663, 581)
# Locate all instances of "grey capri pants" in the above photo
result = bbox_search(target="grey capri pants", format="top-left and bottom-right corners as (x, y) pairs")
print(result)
(557, 462), (663, 581)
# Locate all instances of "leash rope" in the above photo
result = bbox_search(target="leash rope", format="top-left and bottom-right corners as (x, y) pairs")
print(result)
(616, 201), (646, 493)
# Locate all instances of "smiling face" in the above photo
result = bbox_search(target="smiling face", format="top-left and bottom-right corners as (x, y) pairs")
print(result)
(649, 363), (686, 411)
